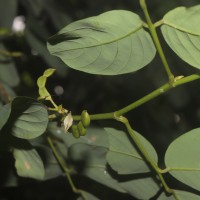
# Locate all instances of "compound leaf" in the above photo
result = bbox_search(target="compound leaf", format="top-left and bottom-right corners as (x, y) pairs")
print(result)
(47, 10), (156, 75)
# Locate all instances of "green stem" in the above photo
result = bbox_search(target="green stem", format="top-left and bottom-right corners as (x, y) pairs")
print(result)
(73, 74), (200, 121)
(117, 116), (179, 200)
(47, 136), (87, 200)
(139, 0), (174, 83)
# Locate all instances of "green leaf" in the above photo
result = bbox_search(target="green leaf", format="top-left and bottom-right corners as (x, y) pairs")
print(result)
(8, 97), (48, 139)
(165, 128), (200, 191)
(161, 5), (200, 69)
(69, 143), (125, 193)
(47, 10), (156, 75)
(119, 176), (160, 199)
(0, 103), (11, 130)
(13, 147), (45, 180)
(105, 128), (158, 174)
(158, 190), (200, 200)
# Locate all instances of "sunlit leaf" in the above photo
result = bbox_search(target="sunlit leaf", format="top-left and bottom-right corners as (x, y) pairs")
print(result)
(161, 5), (200, 69)
(13, 147), (45, 180)
(165, 128), (200, 192)
(8, 97), (48, 139)
(47, 10), (156, 75)
(158, 190), (200, 200)
(105, 128), (158, 174)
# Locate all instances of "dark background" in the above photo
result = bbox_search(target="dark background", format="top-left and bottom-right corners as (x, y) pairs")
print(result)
(1, 0), (200, 199)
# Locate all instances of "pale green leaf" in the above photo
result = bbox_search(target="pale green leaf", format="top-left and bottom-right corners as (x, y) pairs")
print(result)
(161, 5), (200, 69)
(165, 128), (200, 191)
(120, 176), (160, 199)
(13, 148), (45, 180)
(9, 97), (48, 139)
(158, 190), (200, 200)
(47, 10), (156, 75)
(69, 143), (125, 193)
(105, 128), (158, 174)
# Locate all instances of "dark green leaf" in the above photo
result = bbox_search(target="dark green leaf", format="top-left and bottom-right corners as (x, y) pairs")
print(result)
(0, 44), (20, 87)
(105, 128), (158, 174)
(47, 10), (156, 75)
(36, 145), (63, 180)
(0, 0), (17, 29)
(69, 143), (125, 193)
(165, 128), (200, 191)
(161, 5), (200, 69)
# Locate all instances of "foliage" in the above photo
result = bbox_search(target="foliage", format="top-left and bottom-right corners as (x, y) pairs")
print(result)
(1, 0), (200, 200)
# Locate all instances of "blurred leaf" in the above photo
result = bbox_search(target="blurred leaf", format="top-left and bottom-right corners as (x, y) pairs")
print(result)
(0, 0), (17, 29)
(25, 26), (67, 77)
(47, 10), (156, 75)
(69, 143), (125, 193)
(161, 5), (200, 69)
(165, 128), (200, 191)
(13, 146), (45, 180)
(158, 190), (200, 199)
(0, 103), (11, 130)
(7, 97), (48, 139)
(119, 176), (160, 199)
(105, 128), (158, 174)
(0, 44), (20, 87)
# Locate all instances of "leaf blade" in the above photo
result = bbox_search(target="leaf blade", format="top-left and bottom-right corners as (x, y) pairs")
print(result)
(165, 128), (200, 191)
(47, 10), (156, 75)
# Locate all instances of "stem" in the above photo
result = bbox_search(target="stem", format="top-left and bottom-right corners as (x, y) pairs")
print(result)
(117, 116), (179, 200)
(73, 74), (200, 121)
(47, 136), (87, 200)
(139, 0), (174, 83)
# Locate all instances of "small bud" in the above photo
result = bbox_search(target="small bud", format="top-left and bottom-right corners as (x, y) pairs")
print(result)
(63, 112), (73, 132)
